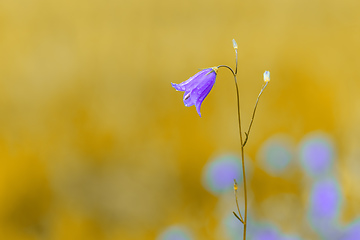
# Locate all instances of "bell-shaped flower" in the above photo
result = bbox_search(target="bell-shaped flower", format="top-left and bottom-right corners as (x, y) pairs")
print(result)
(171, 67), (218, 117)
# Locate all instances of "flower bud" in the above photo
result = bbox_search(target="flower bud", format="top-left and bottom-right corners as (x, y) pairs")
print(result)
(263, 71), (270, 82)
(232, 39), (238, 50)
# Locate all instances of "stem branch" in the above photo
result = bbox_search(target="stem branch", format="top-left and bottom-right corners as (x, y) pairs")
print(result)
(218, 62), (247, 240)
(242, 82), (268, 147)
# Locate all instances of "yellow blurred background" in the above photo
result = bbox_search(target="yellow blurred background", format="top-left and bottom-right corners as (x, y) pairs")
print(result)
(1, 0), (360, 239)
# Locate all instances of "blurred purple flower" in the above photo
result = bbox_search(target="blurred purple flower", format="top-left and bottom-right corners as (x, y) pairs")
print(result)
(171, 67), (218, 117)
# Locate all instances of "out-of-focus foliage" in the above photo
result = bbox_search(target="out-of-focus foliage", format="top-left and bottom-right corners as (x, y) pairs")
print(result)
(0, 0), (360, 239)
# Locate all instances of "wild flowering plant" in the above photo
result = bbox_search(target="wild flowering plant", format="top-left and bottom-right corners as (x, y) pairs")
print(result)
(171, 39), (270, 240)
(171, 67), (218, 117)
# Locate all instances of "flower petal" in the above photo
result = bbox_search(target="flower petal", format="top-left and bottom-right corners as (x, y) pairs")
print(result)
(191, 70), (216, 100)
(183, 90), (194, 107)
(171, 68), (212, 92)
(184, 70), (216, 116)
(172, 67), (217, 117)
(195, 74), (216, 117)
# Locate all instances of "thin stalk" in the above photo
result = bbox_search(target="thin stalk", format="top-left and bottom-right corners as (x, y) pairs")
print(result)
(233, 211), (244, 223)
(217, 64), (247, 240)
(236, 76), (248, 240)
(217, 65), (235, 76)
(235, 50), (238, 75)
(232, 39), (238, 75)
(242, 81), (268, 147)
(233, 180), (243, 223)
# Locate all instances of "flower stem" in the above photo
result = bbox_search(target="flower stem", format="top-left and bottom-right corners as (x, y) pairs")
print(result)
(234, 74), (248, 240)
(242, 81), (268, 147)
(218, 40), (269, 240)
(233, 180), (243, 223)
(218, 64), (247, 240)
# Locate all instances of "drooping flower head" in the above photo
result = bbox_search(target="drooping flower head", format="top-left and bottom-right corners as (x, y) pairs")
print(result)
(171, 67), (218, 117)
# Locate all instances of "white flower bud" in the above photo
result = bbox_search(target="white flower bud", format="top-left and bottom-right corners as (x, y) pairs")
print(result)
(232, 39), (238, 50)
(263, 71), (270, 82)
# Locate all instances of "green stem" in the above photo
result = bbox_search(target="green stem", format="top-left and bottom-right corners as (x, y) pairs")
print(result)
(217, 65), (247, 240)
(243, 81), (268, 147)
(235, 75), (247, 240)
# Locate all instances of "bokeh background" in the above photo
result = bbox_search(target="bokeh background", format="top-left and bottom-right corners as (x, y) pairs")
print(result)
(1, 0), (360, 239)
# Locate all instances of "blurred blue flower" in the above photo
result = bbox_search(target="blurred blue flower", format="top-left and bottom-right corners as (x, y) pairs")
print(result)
(157, 225), (192, 240)
(252, 226), (280, 240)
(256, 134), (295, 176)
(307, 177), (342, 238)
(310, 178), (341, 219)
(202, 154), (242, 195)
(299, 132), (335, 178)
(341, 218), (360, 240)
(171, 67), (218, 117)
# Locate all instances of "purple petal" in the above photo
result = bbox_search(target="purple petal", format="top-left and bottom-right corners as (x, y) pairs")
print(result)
(171, 82), (183, 91)
(172, 67), (217, 117)
(171, 68), (212, 92)
(183, 70), (216, 116)
(189, 70), (216, 100)
(195, 74), (216, 117)
(178, 70), (215, 116)
(183, 90), (194, 107)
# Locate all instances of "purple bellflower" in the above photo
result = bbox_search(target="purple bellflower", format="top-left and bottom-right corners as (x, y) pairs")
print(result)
(171, 67), (218, 117)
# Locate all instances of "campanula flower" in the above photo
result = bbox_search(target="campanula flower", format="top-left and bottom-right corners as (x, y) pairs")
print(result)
(171, 67), (218, 117)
